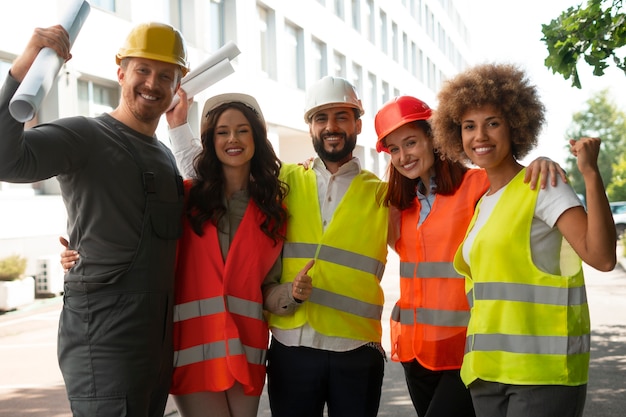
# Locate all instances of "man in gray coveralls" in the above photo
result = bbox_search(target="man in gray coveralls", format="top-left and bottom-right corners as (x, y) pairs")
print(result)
(0, 22), (188, 417)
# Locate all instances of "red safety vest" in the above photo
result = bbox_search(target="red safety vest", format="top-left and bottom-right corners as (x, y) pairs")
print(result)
(390, 169), (488, 370)
(171, 188), (283, 396)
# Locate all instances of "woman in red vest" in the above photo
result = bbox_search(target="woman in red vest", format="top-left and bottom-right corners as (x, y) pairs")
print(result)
(170, 93), (288, 417)
(58, 93), (289, 416)
(374, 96), (565, 417)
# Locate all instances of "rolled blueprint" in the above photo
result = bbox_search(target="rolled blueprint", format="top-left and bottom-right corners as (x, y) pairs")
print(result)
(9, 0), (91, 122)
(167, 41), (241, 111)
(168, 59), (235, 111)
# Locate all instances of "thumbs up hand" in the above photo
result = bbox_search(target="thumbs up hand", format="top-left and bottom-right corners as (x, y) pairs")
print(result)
(292, 259), (314, 302)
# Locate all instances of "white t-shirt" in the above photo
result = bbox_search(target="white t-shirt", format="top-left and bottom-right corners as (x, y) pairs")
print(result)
(462, 180), (583, 274)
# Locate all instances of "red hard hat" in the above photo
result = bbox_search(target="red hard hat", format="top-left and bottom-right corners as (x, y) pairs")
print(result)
(375, 96), (432, 153)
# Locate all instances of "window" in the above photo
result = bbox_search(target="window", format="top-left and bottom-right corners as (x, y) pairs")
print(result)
(365, 0), (375, 43)
(379, 10), (388, 54)
(367, 72), (377, 117)
(333, 51), (346, 78)
(172, 0), (197, 45)
(416, 0), (423, 24)
(258, 4), (277, 80)
(426, 7), (435, 40)
(381, 81), (390, 106)
(312, 38), (328, 83)
(351, 63), (363, 98)
(207, 0), (225, 52)
(427, 57), (436, 90)
(90, 0), (115, 12)
(411, 41), (418, 76)
(77, 80), (119, 118)
(391, 22), (399, 62)
(351, 0), (361, 31)
(334, 0), (345, 20)
(402, 33), (409, 70)
(417, 48), (424, 82)
(284, 21), (304, 89)
(89, 0), (131, 18)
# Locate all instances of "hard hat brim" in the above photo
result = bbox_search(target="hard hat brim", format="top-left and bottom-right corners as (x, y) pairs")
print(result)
(202, 93), (266, 127)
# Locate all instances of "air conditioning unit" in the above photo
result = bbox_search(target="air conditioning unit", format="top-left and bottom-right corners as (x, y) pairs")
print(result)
(35, 256), (64, 296)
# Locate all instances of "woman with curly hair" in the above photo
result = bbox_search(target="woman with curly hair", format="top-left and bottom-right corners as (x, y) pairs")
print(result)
(431, 63), (616, 417)
(375, 95), (564, 417)
(170, 93), (289, 417)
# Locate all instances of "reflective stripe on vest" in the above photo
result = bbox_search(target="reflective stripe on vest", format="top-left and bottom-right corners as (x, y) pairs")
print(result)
(466, 333), (590, 356)
(391, 301), (469, 327)
(174, 338), (267, 367)
(174, 295), (264, 322)
(309, 288), (383, 320)
(400, 261), (464, 279)
(284, 242), (385, 280)
(473, 282), (587, 306)
(396, 261), (468, 327)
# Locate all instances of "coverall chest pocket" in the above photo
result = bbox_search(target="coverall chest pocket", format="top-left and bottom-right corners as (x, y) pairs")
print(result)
(149, 199), (184, 240)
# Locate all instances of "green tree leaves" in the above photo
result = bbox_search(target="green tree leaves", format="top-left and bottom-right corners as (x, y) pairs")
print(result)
(542, 0), (626, 88)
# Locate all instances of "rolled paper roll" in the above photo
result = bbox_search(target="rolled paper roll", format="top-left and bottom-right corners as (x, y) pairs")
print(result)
(9, 0), (91, 122)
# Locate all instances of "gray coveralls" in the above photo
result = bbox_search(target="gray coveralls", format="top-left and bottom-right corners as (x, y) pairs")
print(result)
(0, 74), (184, 416)
(55, 117), (184, 417)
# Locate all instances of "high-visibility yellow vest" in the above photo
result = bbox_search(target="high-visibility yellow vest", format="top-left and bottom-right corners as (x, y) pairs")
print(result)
(391, 169), (489, 370)
(455, 169), (590, 387)
(269, 163), (388, 342)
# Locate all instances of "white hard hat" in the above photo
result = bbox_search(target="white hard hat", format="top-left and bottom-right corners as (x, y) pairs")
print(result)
(303, 76), (364, 123)
(202, 93), (265, 127)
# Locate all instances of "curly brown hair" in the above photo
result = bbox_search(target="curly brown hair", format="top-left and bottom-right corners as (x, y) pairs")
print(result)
(187, 101), (289, 244)
(432, 63), (545, 163)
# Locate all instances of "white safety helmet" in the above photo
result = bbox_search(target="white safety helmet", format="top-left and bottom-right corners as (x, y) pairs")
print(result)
(303, 76), (364, 123)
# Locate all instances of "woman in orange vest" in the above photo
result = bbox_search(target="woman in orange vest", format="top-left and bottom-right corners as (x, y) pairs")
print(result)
(170, 93), (288, 417)
(374, 96), (565, 417)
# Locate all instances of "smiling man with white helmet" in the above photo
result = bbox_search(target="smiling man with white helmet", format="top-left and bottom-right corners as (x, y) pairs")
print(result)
(261, 76), (388, 417)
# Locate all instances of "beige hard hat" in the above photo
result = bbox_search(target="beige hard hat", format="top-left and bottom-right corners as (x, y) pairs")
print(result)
(202, 93), (266, 127)
(116, 22), (189, 76)
(303, 76), (364, 123)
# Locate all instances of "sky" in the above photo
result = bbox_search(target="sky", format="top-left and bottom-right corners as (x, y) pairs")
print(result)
(457, 0), (626, 165)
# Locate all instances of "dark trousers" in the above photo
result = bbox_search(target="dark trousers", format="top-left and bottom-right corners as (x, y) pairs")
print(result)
(267, 338), (384, 417)
(59, 287), (173, 417)
(469, 379), (587, 417)
(402, 359), (476, 417)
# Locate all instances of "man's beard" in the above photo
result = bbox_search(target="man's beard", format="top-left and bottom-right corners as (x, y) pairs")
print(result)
(312, 132), (357, 163)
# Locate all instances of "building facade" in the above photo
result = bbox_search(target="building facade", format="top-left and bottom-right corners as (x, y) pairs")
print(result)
(0, 0), (471, 273)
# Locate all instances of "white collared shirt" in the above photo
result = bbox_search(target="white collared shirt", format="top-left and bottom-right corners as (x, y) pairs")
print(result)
(272, 156), (373, 352)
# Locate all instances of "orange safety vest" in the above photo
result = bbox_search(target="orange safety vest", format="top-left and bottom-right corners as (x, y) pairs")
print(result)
(390, 169), (488, 370)
(171, 189), (283, 396)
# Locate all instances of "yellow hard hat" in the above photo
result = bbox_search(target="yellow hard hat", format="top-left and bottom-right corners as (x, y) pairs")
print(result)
(116, 22), (189, 76)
